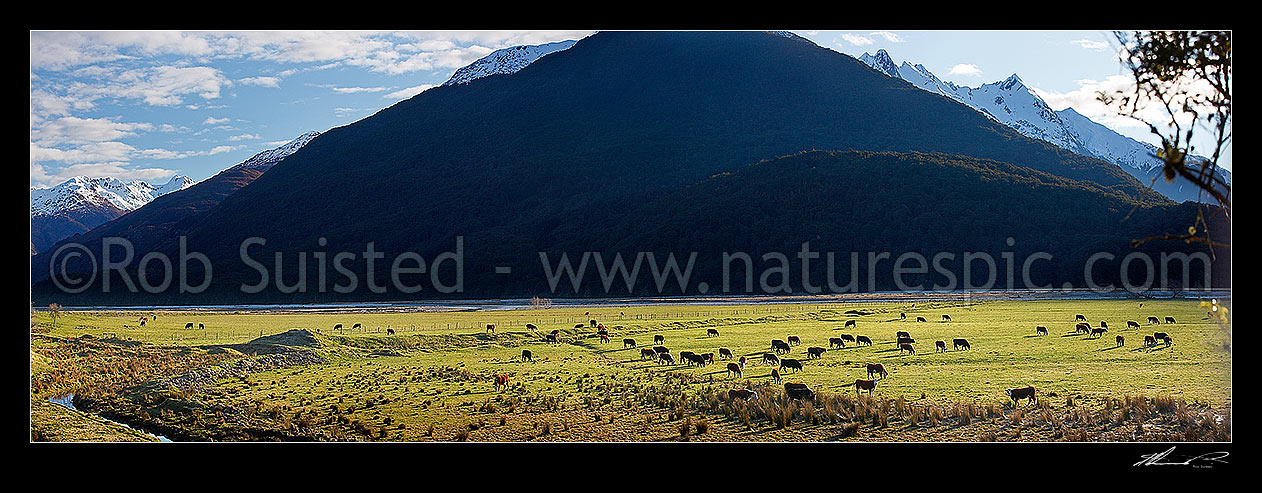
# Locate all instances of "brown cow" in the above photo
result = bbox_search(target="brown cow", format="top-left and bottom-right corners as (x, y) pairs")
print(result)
(599, 333), (610, 343)
(780, 358), (804, 372)
(1116, 335), (1124, 347)
(1006, 386), (1037, 406)
(1089, 327), (1107, 338)
(727, 362), (742, 378)
(1076, 322), (1091, 334)
(729, 388), (757, 401)
(1143, 335), (1157, 347)
(640, 348), (657, 360)
(623, 338), (636, 348)
(1126, 320), (1140, 329)
(867, 363), (888, 379)
(896, 331), (911, 339)
(494, 374), (509, 392)
(787, 336), (801, 346)
(899, 343), (916, 355)
(784, 382), (815, 401)
(856, 335), (873, 346)
(1162, 335), (1173, 347)
(1164, 317), (1176, 324)
(771, 368), (782, 384)
(719, 348), (733, 360)
(855, 379), (877, 396)
(738, 356), (746, 369)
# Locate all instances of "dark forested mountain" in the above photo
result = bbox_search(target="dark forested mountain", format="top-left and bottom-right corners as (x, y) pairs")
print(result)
(31, 31), (1225, 305)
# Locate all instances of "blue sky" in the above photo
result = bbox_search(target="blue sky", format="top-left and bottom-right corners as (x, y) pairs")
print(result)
(29, 30), (1230, 188)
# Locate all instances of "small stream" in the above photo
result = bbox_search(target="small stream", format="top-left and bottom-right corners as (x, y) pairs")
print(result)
(47, 393), (173, 442)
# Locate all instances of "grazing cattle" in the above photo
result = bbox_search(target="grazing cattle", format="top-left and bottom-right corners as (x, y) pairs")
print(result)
(679, 350), (696, 361)
(935, 340), (947, 352)
(623, 338), (636, 348)
(1075, 323), (1091, 334)
(1089, 328), (1107, 338)
(550, 329), (561, 336)
(494, 374), (509, 392)
(1144, 335), (1157, 347)
(916, 317), (927, 323)
(522, 350), (533, 362)
(658, 353), (675, 365)
(707, 328), (720, 337)
(1075, 314), (1086, 321)
(386, 328), (395, 335)
(1126, 320), (1140, 329)
(590, 320), (598, 328)
(784, 382), (816, 401)
(1036, 326), (1048, 336)
(780, 358), (803, 372)
(702, 353), (715, 364)
(899, 343), (916, 355)
(807, 347), (826, 359)
(575, 323), (585, 329)
(854, 379), (877, 396)
(684, 353), (706, 367)
(727, 362), (743, 377)
(856, 336), (873, 346)
(1162, 335), (1172, 347)
(897, 336), (916, 346)
(1164, 317), (1176, 324)
(738, 356), (746, 369)
(545, 334), (558, 344)
(829, 337), (845, 349)
(953, 338), (971, 350)
(352, 323), (362, 331)
(1148, 316), (1161, 324)
(787, 336), (801, 346)
(641, 348), (658, 360)
(845, 320), (857, 328)
(900, 312), (907, 320)
(896, 331), (911, 339)
(1100, 321), (1108, 329)
(486, 324), (495, 333)
(1153, 332), (1169, 341)
(198, 323), (204, 330)
(942, 314), (952, 322)
(839, 334), (856, 343)
(719, 348), (733, 360)
(140, 320), (146, 327)
(525, 323), (538, 331)
(729, 388), (757, 401)
(600, 334), (610, 343)
(654, 335), (665, 345)
(333, 324), (343, 331)
(1006, 386), (1037, 406)
(185, 323), (194, 329)
(1116, 335), (1125, 347)
(866, 363), (888, 380)
(762, 353), (780, 367)
(772, 340), (791, 354)
(771, 368), (782, 384)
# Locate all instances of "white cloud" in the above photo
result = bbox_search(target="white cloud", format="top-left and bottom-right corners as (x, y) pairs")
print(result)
(870, 31), (904, 43)
(31, 116), (153, 146)
(228, 133), (261, 141)
(240, 76), (281, 88)
(1072, 39), (1110, 52)
(948, 64), (983, 77)
(203, 116), (230, 125)
(384, 84), (434, 100)
(331, 86), (388, 94)
(840, 33), (874, 47)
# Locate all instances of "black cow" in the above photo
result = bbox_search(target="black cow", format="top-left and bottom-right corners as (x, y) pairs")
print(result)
(953, 338), (970, 350)
(525, 323), (537, 331)
(707, 328), (720, 337)
(897, 336), (916, 346)
(198, 323), (204, 330)
(679, 350), (696, 362)
(916, 317), (927, 323)
(900, 312), (907, 320)
(1116, 335), (1125, 347)
(1162, 335), (1173, 346)
(575, 323), (586, 329)
(762, 353), (780, 366)
(658, 353), (676, 365)
(856, 336), (873, 346)
(1126, 320), (1140, 329)
(185, 323), (194, 329)
(855, 379), (877, 396)
(896, 331), (911, 339)
(1075, 323), (1091, 334)
(623, 338), (636, 348)
(386, 328), (395, 335)
(1144, 335), (1157, 347)
(807, 347), (826, 359)
(1006, 386), (1037, 406)
(653, 346), (670, 355)
(641, 348), (658, 360)
(935, 340), (947, 352)
(1090, 327), (1107, 338)
(684, 353), (706, 367)
(780, 359), (804, 372)
(486, 324), (496, 333)
(654, 335), (665, 345)
(702, 353), (714, 364)
(1164, 317), (1176, 324)
(545, 333), (558, 344)
(590, 319), (598, 328)
(829, 337), (845, 349)
(899, 343), (916, 355)
(839, 334), (856, 343)
(866, 363), (888, 380)
(787, 336), (801, 346)
(719, 348), (733, 360)
(1153, 332), (1169, 343)
(772, 340), (791, 354)
(771, 368), (782, 384)
(352, 323), (362, 331)
(942, 314), (952, 322)
(1036, 326), (1048, 336)
(784, 382), (815, 401)
(333, 324), (342, 331)
(1148, 316), (1161, 324)
(1075, 314), (1086, 321)
(845, 320), (856, 328)
(521, 350), (533, 362)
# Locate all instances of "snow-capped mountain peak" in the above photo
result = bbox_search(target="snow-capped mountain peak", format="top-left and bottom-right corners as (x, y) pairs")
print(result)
(229, 131), (321, 172)
(859, 49), (899, 78)
(442, 40), (579, 87)
(30, 174), (193, 216)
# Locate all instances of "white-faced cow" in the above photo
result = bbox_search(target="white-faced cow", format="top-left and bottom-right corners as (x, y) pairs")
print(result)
(657, 353), (676, 365)
(855, 379), (877, 396)
(896, 331), (911, 339)
(719, 348), (733, 360)
(867, 363), (888, 380)
(762, 353), (780, 367)
(641, 348), (658, 360)
(1006, 386), (1037, 406)
(1148, 316), (1161, 325)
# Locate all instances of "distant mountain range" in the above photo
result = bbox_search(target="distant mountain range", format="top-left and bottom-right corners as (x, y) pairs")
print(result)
(30, 175), (193, 254)
(31, 31), (1225, 305)
(29, 132), (319, 256)
(858, 48), (1231, 203)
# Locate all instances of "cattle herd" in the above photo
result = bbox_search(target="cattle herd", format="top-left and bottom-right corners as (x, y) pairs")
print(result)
(483, 307), (1181, 410)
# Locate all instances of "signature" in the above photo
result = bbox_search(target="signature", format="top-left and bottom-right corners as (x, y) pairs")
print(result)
(1134, 446), (1229, 467)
